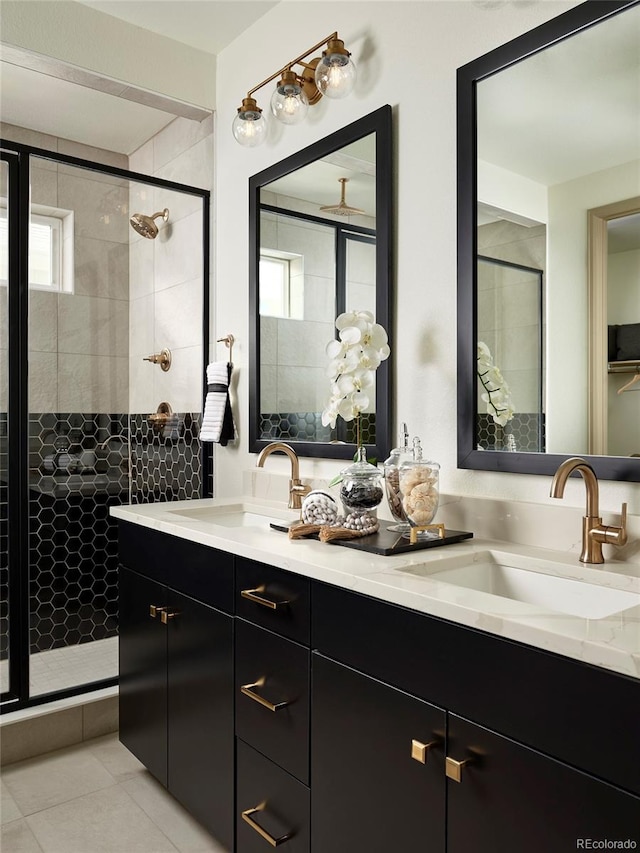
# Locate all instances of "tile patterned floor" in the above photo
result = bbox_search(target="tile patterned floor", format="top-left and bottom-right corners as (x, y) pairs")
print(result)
(0, 733), (229, 853)
(0, 637), (118, 698)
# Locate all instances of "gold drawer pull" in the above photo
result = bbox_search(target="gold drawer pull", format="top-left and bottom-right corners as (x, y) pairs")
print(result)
(241, 585), (291, 610)
(446, 755), (473, 782)
(160, 610), (180, 624)
(241, 678), (291, 712)
(241, 803), (293, 847)
(411, 739), (438, 764)
(149, 605), (166, 618)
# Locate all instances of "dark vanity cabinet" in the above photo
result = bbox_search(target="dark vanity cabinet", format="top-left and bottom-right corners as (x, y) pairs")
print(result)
(118, 524), (640, 853)
(118, 523), (234, 850)
(312, 653), (446, 853)
(312, 582), (640, 853)
(234, 558), (311, 851)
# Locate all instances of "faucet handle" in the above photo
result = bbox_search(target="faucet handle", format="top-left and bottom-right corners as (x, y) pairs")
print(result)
(288, 480), (311, 510)
(591, 502), (628, 548)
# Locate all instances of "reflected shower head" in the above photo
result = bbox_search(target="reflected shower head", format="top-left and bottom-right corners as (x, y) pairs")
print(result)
(129, 208), (169, 239)
(319, 178), (365, 217)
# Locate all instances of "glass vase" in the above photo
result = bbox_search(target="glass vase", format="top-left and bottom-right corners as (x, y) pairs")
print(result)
(339, 446), (384, 534)
(398, 457), (440, 540)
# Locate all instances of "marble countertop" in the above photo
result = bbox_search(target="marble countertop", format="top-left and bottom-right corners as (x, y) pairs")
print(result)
(111, 497), (640, 680)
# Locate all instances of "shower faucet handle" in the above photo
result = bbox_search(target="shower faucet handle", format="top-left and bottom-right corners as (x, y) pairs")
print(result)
(142, 348), (172, 371)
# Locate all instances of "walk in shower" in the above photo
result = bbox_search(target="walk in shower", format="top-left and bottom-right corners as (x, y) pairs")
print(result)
(0, 139), (210, 709)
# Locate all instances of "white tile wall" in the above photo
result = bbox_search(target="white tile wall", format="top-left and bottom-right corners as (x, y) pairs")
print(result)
(128, 117), (212, 415)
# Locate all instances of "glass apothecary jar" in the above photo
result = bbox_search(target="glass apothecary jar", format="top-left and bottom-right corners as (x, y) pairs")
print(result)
(398, 444), (440, 540)
(339, 447), (384, 534)
(383, 425), (412, 533)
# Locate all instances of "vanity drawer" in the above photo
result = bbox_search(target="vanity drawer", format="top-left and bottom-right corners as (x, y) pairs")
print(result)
(236, 619), (310, 784)
(236, 739), (310, 853)
(118, 521), (234, 613)
(235, 558), (310, 644)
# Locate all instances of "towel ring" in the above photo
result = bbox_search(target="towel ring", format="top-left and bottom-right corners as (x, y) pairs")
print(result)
(217, 334), (234, 364)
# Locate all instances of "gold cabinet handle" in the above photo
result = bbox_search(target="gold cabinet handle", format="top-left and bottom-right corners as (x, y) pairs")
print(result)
(241, 803), (293, 847)
(149, 605), (166, 619)
(160, 610), (180, 624)
(240, 677), (291, 712)
(241, 585), (291, 611)
(411, 738), (438, 764)
(446, 755), (473, 782)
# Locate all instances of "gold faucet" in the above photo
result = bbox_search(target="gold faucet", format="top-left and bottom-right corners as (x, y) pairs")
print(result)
(550, 457), (627, 564)
(256, 442), (311, 510)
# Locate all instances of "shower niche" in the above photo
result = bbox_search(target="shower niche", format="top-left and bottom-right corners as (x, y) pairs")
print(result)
(0, 137), (210, 708)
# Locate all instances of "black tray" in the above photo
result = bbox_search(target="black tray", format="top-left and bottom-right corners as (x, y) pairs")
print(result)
(269, 522), (473, 556)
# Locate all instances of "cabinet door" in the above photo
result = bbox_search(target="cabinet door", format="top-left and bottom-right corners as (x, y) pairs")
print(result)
(167, 590), (234, 851)
(237, 739), (310, 853)
(312, 654), (446, 853)
(118, 566), (167, 786)
(447, 714), (640, 853)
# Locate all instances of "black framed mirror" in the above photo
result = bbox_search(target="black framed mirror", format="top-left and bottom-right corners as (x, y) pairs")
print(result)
(457, 0), (640, 481)
(249, 105), (392, 459)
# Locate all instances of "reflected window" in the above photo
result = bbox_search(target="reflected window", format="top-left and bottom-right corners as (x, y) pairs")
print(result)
(259, 251), (303, 319)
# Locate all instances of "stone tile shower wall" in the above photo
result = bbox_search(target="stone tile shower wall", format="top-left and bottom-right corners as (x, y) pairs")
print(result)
(1, 121), (210, 679)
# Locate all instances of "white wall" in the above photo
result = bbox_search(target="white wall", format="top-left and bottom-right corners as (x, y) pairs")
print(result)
(214, 0), (640, 514)
(546, 159), (640, 453)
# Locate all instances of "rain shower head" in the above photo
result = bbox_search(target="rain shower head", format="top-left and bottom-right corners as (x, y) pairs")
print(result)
(129, 208), (169, 239)
(319, 178), (365, 217)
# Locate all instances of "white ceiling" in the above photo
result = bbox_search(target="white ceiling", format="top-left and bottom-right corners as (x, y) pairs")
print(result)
(78, 1), (279, 55)
(0, 62), (179, 154)
(0, 1), (279, 154)
(477, 4), (640, 187)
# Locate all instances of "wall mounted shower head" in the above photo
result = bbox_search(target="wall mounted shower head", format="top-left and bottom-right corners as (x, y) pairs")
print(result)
(129, 208), (169, 239)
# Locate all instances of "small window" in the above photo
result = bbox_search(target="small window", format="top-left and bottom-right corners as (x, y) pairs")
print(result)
(260, 255), (291, 318)
(0, 206), (74, 293)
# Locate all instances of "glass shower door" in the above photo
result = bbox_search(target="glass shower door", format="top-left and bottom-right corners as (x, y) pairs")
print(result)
(27, 156), (125, 696)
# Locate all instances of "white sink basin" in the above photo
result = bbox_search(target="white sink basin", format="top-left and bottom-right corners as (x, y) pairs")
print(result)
(400, 551), (639, 619)
(167, 503), (292, 529)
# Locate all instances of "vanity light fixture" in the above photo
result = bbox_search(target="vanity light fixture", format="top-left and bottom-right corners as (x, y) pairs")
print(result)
(232, 32), (357, 147)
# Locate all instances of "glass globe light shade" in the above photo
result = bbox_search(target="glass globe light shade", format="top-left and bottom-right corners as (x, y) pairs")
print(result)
(270, 76), (309, 125)
(232, 100), (267, 147)
(315, 51), (357, 99)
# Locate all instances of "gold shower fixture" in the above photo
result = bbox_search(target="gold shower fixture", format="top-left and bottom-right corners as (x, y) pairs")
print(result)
(130, 208), (169, 239)
(319, 178), (366, 216)
(232, 32), (357, 147)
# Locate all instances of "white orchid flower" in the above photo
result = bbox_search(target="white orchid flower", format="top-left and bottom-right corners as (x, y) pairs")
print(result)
(477, 340), (514, 425)
(323, 311), (390, 440)
(335, 310), (374, 332)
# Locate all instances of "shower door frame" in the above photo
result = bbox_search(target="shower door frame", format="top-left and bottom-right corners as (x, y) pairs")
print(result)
(0, 139), (211, 711)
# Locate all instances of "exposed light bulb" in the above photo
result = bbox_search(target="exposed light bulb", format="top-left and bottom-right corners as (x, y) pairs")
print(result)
(315, 41), (357, 99)
(232, 98), (267, 147)
(271, 72), (309, 125)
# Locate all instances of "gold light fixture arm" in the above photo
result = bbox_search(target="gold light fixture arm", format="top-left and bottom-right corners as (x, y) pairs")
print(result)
(245, 32), (338, 99)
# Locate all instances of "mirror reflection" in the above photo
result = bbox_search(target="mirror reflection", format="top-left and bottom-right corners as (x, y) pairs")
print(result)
(259, 137), (376, 443)
(462, 0), (640, 477)
(249, 106), (392, 459)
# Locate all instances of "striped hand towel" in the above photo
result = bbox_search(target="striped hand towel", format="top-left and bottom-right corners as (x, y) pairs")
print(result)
(201, 362), (235, 444)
